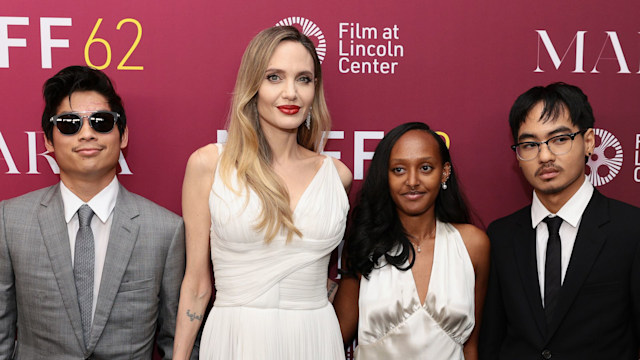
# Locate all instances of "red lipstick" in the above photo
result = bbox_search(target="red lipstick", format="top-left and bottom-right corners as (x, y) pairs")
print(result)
(277, 105), (300, 115)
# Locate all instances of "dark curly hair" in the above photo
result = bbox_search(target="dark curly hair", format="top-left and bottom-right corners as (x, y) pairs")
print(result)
(345, 122), (471, 278)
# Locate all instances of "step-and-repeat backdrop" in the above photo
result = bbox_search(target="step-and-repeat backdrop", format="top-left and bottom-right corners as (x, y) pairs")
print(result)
(2, 1), (639, 357)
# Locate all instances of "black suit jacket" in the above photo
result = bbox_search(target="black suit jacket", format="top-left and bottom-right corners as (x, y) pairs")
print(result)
(479, 190), (640, 360)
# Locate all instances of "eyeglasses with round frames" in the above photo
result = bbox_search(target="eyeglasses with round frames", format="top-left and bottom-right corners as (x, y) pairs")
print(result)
(50, 111), (120, 135)
(511, 130), (587, 161)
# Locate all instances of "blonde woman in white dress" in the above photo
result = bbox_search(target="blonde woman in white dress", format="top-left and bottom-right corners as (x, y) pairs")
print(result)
(173, 26), (352, 360)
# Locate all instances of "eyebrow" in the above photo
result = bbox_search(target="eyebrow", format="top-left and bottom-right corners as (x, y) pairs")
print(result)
(265, 68), (314, 77)
(389, 156), (435, 163)
(518, 126), (573, 142)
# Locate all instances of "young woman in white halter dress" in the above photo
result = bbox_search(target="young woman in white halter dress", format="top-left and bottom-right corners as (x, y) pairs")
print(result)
(334, 122), (490, 360)
(173, 26), (352, 360)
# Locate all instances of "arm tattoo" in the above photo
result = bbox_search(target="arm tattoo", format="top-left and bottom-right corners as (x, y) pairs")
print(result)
(327, 280), (339, 303)
(186, 309), (203, 322)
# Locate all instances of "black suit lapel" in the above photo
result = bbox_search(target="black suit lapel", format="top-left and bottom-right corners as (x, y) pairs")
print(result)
(512, 208), (547, 338)
(545, 191), (609, 341)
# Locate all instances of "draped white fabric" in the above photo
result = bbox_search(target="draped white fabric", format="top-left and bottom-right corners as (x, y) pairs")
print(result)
(200, 147), (348, 359)
(356, 221), (475, 360)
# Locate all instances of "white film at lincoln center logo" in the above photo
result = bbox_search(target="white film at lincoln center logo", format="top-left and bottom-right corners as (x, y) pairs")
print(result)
(276, 17), (326, 64)
(587, 128), (623, 187)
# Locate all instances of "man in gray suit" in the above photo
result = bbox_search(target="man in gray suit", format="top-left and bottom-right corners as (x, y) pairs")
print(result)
(0, 66), (190, 359)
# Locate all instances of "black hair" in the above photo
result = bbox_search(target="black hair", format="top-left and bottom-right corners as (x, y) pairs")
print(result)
(345, 122), (471, 278)
(42, 65), (126, 141)
(508, 82), (595, 143)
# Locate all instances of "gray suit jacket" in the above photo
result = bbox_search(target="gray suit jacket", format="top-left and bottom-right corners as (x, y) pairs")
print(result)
(0, 183), (190, 359)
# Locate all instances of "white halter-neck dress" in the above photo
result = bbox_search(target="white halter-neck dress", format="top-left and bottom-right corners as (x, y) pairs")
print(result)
(200, 144), (348, 359)
(356, 221), (475, 359)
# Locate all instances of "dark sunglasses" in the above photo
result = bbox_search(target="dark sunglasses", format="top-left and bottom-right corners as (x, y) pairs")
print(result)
(50, 111), (120, 135)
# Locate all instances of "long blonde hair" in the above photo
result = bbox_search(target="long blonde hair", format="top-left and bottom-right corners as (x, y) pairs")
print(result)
(219, 26), (331, 243)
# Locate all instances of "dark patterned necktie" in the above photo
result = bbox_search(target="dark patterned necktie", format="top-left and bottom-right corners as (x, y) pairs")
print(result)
(74, 204), (95, 348)
(543, 216), (562, 325)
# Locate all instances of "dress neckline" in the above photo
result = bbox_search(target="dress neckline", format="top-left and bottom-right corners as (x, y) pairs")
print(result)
(290, 156), (330, 215)
(407, 220), (439, 307)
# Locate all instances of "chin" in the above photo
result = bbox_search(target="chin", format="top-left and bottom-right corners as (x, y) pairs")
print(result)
(535, 181), (570, 195)
(536, 173), (584, 196)
(401, 208), (429, 217)
(538, 187), (564, 195)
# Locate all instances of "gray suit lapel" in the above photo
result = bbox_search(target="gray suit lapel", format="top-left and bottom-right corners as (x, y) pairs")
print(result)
(38, 184), (85, 349)
(88, 185), (140, 351)
(545, 191), (608, 341)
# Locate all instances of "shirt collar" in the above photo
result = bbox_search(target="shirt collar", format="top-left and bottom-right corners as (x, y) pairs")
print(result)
(531, 176), (594, 229)
(60, 176), (120, 224)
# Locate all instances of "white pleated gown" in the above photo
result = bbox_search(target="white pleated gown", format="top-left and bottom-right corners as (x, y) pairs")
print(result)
(356, 221), (476, 360)
(200, 149), (348, 360)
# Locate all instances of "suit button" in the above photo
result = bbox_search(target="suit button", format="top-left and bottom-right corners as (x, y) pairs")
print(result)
(541, 349), (552, 359)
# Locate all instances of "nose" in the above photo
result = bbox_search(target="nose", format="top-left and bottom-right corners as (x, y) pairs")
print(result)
(537, 142), (555, 163)
(405, 169), (419, 188)
(282, 79), (297, 100)
(77, 116), (97, 140)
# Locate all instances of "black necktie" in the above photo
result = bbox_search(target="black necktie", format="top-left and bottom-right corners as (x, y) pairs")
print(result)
(543, 216), (562, 324)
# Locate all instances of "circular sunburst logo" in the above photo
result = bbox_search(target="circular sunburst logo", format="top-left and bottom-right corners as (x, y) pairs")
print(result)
(276, 17), (326, 63)
(586, 128), (623, 187)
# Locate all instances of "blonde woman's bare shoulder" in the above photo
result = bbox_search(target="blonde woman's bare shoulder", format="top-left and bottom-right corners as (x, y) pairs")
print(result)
(186, 143), (220, 178)
(330, 157), (353, 192)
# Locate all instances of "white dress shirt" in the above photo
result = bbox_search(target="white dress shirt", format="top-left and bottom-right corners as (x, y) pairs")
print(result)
(60, 176), (119, 321)
(531, 176), (594, 307)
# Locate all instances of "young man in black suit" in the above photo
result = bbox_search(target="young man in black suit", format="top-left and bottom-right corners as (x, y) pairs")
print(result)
(479, 82), (640, 360)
